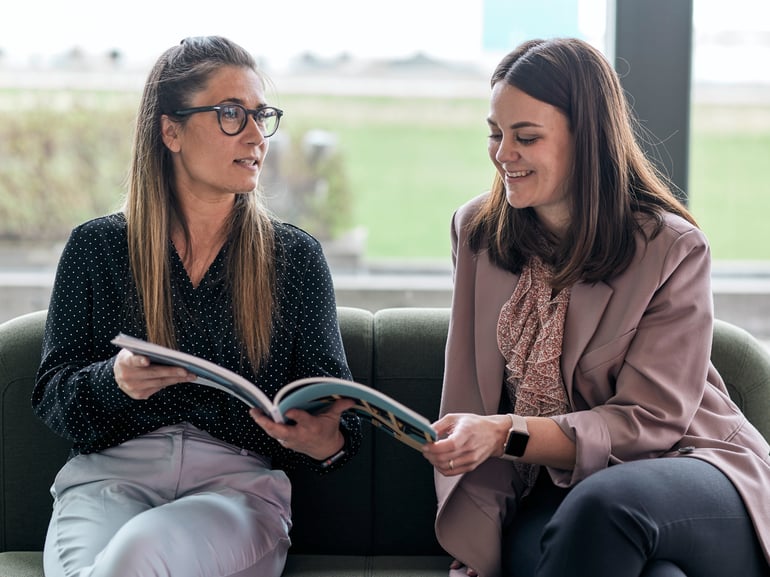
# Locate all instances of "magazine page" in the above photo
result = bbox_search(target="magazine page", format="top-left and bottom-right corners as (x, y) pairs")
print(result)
(276, 377), (437, 450)
(110, 334), (279, 419)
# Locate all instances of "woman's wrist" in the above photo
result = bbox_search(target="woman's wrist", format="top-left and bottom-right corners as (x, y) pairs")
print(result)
(316, 430), (347, 468)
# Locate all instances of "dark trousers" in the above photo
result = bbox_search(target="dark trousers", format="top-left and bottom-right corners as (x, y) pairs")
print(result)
(502, 457), (769, 577)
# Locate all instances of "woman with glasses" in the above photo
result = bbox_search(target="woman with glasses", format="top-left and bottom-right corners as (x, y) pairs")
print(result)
(32, 36), (361, 577)
(422, 38), (770, 577)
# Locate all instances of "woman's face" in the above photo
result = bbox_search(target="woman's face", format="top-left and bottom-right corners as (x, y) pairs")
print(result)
(161, 65), (270, 202)
(487, 82), (574, 236)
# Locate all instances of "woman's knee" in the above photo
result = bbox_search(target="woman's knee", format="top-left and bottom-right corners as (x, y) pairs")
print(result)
(540, 461), (675, 555)
(640, 560), (688, 577)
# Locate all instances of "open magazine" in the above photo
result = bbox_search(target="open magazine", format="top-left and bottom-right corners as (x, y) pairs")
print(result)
(111, 333), (438, 451)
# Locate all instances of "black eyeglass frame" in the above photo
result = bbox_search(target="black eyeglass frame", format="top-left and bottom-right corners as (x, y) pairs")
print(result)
(172, 104), (284, 137)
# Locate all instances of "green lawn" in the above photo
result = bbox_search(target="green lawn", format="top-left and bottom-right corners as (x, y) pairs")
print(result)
(278, 94), (492, 260)
(689, 118), (770, 261)
(280, 94), (770, 262)
(2, 90), (768, 262)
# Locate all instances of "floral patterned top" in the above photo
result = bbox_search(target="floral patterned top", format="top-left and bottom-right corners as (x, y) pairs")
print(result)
(497, 256), (571, 492)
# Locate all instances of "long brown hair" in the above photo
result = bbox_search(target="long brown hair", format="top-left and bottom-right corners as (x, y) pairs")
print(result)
(468, 38), (696, 289)
(124, 36), (275, 370)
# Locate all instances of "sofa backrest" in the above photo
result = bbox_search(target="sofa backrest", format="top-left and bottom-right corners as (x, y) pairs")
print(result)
(286, 306), (378, 555)
(372, 307), (449, 554)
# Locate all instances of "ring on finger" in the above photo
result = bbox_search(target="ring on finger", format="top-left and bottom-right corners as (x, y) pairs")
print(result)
(449, 459), (454, 470)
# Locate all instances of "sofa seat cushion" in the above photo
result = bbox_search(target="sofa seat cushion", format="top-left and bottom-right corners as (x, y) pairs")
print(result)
(0, 551), (43, 577)
(0, 551), (452, 577)
(283, 554), (451, 576)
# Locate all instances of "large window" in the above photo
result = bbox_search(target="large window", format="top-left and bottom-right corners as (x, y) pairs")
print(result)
(1, 0), (767, 267)
(688, 0), (770, 261)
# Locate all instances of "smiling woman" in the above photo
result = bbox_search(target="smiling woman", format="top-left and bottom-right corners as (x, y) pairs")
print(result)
(486, 83), (575, 237)
(425, 37), (770, 577)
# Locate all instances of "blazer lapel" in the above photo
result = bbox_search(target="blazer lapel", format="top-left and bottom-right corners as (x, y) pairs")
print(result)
(474, 252), (518, 414)
(561, 280), (612, 402)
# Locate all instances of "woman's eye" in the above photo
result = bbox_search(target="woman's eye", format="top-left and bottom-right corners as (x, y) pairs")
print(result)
(488, 132), (502, 140)
(221, 106), (240, 121)
(517, 136), (537, 145)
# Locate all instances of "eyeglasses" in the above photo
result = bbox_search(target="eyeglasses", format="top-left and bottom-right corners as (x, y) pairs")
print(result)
(173, 104), (284, 138)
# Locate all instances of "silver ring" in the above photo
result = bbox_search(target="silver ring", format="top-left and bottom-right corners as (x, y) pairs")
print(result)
(449, 459), (454, 470)
(278, 439), (287, 446)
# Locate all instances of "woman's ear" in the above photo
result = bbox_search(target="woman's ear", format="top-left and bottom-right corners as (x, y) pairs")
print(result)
(160, 115), (182, 152)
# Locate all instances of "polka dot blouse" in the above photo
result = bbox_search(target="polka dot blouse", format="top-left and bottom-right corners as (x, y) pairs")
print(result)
(32, 213), (362, 473)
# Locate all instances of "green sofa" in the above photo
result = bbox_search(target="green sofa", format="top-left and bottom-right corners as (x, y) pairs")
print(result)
(1, 307), (769, 577)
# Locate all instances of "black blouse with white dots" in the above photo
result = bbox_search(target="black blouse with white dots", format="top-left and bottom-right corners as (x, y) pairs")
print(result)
(32, 213), (361, 473)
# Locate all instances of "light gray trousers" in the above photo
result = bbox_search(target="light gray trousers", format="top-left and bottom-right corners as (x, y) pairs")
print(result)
(43, 423), (292, 577)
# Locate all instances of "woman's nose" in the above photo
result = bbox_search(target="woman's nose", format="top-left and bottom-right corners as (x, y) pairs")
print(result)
(496, 139), (521, 163)
(244, 115), (267, 145)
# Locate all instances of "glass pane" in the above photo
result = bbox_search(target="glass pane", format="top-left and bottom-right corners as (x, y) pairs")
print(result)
(689, 0), (770, 261)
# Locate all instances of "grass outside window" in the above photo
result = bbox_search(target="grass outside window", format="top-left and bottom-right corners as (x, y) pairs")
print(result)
(1, 90), (768, 262)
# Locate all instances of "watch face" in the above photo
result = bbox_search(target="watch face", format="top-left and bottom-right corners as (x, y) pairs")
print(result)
(505, 431), (529, 457)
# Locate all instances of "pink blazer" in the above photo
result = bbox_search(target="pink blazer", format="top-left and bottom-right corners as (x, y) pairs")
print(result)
(434, 193), (770, 577)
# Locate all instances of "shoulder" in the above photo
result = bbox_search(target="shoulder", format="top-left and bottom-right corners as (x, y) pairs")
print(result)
(638, 211), (709, 254)
(69, 213), (127, 240)
(272, 221), (329, 275)
(271, 222), (335, 303)
(63, 213), (127, 253)
(624, 211), (711, 285)
(454, 192), (489, 226)
(273, 221), (323, 255)
(54, 214), (129, 282)
(451, 192), (491, 249)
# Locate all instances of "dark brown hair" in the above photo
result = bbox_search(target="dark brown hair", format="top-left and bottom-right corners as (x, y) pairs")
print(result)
(468, 38), (696, 289)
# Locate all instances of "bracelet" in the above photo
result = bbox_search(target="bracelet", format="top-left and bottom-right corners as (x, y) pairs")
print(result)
(318, 430), (350, 469)
(318, 447), (347, 469)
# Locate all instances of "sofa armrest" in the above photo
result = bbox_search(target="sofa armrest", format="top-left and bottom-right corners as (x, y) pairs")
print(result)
(712, 318), (770, 441)
(0, 311), (71, 551)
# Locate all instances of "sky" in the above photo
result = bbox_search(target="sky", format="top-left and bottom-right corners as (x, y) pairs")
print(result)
(1, 0), (490, 68)
(1, 0), (768, 84)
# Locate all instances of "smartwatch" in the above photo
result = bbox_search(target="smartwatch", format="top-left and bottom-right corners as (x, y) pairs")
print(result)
(501, 414), (529, 460)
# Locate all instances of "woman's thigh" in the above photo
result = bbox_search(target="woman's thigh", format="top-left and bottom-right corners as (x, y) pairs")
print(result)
(536, 458), (768, 577)
(44, 424), (291, 577)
